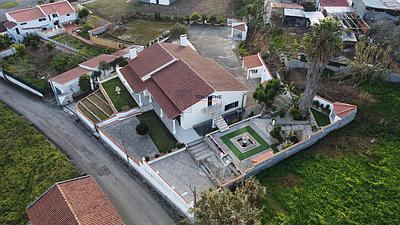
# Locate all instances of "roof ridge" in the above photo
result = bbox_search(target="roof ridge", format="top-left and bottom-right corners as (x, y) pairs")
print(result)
(57, 184), (81, 225)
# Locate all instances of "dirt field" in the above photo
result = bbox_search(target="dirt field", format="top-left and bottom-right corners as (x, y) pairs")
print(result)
(136, 0), (237, 17)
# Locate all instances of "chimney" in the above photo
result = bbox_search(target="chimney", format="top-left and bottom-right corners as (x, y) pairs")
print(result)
(180, 34), (187, 47)
(129, 47), (137, 60)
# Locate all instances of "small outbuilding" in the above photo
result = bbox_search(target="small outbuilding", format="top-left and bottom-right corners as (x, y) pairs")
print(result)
(231, 22), (248, 41)
(243, 53), (273, 83)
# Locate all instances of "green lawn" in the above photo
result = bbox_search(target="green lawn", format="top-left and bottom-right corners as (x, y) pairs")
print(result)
(137, 110), (177, 153)
(54, 34), (110, 57)
(0, 1), (18, 9)
(0, 103), (78, 225)
(220, 126), (270, 160)
(101, 77), (138, 111)
(86, 0), (138, 22)
(101, 19), (176, 45)
(311, 108), (331, 127)
(257, 82), (400, 224)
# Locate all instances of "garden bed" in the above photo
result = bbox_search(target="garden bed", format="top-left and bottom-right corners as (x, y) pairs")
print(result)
(101, 77), (138, 111)
(136, 110), (177, 153)
(77, 90), (114, 123)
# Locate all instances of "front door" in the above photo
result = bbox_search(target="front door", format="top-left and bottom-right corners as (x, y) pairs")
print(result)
(208, 96), (213, 107)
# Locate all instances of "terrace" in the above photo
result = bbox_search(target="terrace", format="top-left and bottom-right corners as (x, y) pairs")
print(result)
(54, 34), (111, 57)
(76, 90), (114, 123)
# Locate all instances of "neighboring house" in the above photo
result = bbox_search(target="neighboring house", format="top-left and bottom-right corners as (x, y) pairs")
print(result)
(283, 9), (326, 27)
(118, 35), (249, 134)
(317, 0), (352, 14)
(26, 176), (125, 225)
(231, 22), (248, 41)
(49, 54), (118, 105)
(353, 0), (400, 21)
(243, 53), (273, 83)
(140, 0), (176, 5)
(267, 3), (304, 22)
(4, 0), (77, 42)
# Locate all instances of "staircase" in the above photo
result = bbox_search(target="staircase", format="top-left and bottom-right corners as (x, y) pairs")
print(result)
(211, 111), (229, 132)
(187, 139), (214, 164)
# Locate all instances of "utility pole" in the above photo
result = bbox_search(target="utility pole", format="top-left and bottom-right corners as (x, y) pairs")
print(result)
(190, 185), (197, 207)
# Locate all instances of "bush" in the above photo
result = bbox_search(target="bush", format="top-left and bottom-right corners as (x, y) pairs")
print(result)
(270, 126), (283, 143)
(0, 34), (11, 50)
(169, 23), (188, 40)
(201, 14), (208, 22)
(249, 111), (255, 117)
(24, 34), (40, 48)
(238, 41), (249, 56)
(136, 122), (149, 135)
(176, 142), (185, 149)
(11, 43), (26, 55)
(191, 12), (201, 22)
(278, 108), (286, 118)
(290, 107), (303, 120)
(217, 16), (226, 24)
(209, 15), (217, 24)
(79, 74), (91, 93)
(78, 8), (90, 20)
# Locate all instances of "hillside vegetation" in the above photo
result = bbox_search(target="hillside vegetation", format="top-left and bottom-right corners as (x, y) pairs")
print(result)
(0, 103), (78, 225)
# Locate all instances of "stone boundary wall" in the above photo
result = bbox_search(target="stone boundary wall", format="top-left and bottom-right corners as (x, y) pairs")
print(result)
(245, 109), (357, 177)
(0, 71), (44, 98)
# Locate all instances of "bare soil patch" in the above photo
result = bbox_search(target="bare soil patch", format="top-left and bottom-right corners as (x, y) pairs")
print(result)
(278, 173), (303, 188)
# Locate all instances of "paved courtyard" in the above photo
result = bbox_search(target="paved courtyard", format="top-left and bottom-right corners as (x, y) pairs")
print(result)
(100, 116), (159, 159)
(188, 25), (258, 107)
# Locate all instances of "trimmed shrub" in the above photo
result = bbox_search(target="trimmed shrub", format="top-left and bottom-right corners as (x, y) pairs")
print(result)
(79, 74), (91, 93)
(191, 12), (201, 22)
(290, 107), (303, 120)
(209, 15), (217, 24)
(136, 122), (149, 135)
(270, 126), (283, 142)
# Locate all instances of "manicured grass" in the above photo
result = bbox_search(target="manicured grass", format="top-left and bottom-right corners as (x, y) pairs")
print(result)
(0, 1), (18, 9)
(311, 108), (330, 127)
(220, 126), (270, 160)
(257, 82), (400, 224)
(0, 103), (78, 225)
(54, 34), (110, 57)
(101, 77), (138, 111)
(137, 110), (177, 153)
(102, 19), (175, 45)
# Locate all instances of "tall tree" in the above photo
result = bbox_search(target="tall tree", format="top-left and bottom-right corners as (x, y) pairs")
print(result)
(299, 17), (342, 116)
(193, 178), (266, 225)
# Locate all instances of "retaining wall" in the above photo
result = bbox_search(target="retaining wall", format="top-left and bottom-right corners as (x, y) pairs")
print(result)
(1, 71), (44, 97)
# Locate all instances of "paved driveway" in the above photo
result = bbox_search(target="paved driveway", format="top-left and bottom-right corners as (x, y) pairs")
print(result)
(0, 81), (177, 225)
(188, 25), (257, 107)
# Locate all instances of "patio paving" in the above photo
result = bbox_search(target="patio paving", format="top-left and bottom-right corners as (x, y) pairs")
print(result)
(149, 150), (215, 204)
(100, 116), (159, 159)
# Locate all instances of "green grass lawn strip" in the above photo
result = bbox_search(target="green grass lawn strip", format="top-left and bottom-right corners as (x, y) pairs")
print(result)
(220, 126), (270, 160)
(102, 77), (138, 111)
(88, 95), (114, 115)
(80, 99), (108, 120)
(136, 110), (177, 153)
(311, 108), (330, 127)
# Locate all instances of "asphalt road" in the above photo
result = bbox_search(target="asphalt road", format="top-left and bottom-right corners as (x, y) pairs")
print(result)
(0, 80), (176, 225)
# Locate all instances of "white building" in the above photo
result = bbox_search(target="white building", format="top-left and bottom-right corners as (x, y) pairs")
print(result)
(353, 0), (400, 21)
(49, 54), (118, 105)
(243, 53), (273, 83)
(118, 36), (249, 134)
(231, 22), (248, 41)
(140, 0), (176, 5)
(4, 1), (77, 42)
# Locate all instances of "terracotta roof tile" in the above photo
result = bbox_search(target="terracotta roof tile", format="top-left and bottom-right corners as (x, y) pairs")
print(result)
(271, 3), (303, 9)
(147, 80), (182, 118)
(233, 24), (246, 32)
(7, 1), (74, 22)
(119, 66), (148, 93)
(4, 21), (17, 29)
(162, 43), (248, 92)
(51, 67), (91, 84)
(39, 1), (75, 16)
(7, 7), (45, 22)
(333, 102), (357, 118)
(80, 54), (118, 69)
(27, 176), (125, 225)
(243, 54), (263, 68)
(127, 43), (175, 78)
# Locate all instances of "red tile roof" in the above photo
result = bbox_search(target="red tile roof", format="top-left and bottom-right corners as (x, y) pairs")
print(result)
(119, 43), (248, 119)
(27, 176), (125, 225)
(80, 54), (118, 69)
(4, 21), (17, 29)
(243, 54), (263, 68)
(333, 102), (357, 118)
(233, 24), (246, 32)
(7, 0), (74, 22)
(39, 1), (75, 16)
(271, 3), (303, 9)
(7, 7), (45, 22)
(51, 67), (91, 84)
(127, 43), (175, 78)
(319, 0), (349, 7)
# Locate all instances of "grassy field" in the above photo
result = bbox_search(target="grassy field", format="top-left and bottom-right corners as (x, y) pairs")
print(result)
(137, 110), (177, 153)
(257, 82), (400, 224)
(102, 77), (138, 111)
(86, 0), (137, 22)
(0, 1), (17, 9)
(101, 20), (175, 46)
(220, 126), (270, 160)
(54, 34), (110, 57)
(311, 108), (331, 127)
(0, 102), (78, 225)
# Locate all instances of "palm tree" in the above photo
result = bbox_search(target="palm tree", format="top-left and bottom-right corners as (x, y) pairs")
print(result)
(284, 82), (297, 107)
(299, 17), (342, 116)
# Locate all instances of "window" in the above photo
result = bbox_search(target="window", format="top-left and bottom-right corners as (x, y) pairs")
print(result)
(15, 28), (20, 35)
(38, 18), (46, 22)
(52, 14), (58, 18)
(208, 96), (213, 107)
(224, 101), (239, 111)
(67, 13), (70, 16)
(21, 22), (27, 25)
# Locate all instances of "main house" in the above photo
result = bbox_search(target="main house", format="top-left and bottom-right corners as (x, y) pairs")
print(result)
(118, 35), (249, 134)
(4, 0), (76, 42)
